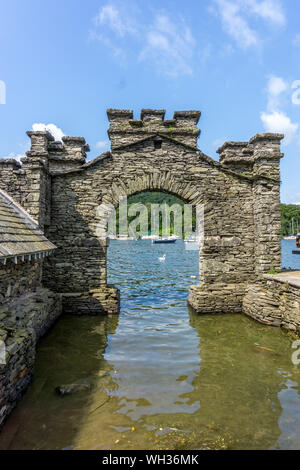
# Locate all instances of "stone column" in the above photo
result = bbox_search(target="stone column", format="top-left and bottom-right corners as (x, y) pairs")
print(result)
(250, 133), (284, 274)
(21, 131), (53, 230)
(0, 159), (22, 202)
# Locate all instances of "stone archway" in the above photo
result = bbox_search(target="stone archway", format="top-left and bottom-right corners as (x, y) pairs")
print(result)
(96, 172), (204, 240)
(96, 179), (205, 287)
(18, 109), (283, 316)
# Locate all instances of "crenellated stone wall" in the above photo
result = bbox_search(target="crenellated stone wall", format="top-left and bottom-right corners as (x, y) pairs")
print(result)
(0, 109), (285, 318)
(0, 108), (292, 428)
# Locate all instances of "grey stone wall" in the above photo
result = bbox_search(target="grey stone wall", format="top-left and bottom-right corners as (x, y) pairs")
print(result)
(0, 259), (62, 430)
(243, 275), (300, 331)
(42, 133), (257, 315)
(0, 108), (289, 428)
(0, 159), (23, 204)
(0, 259), (42, 305)
(0, 325), (35, 429)
(0, 287), (62, 429)
(0, 109), (285, 317)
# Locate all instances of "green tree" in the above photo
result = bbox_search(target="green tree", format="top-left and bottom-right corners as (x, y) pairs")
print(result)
(281, 204), (300, 237)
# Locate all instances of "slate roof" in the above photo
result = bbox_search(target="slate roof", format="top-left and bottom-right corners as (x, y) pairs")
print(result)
(0, 189), (56, 263)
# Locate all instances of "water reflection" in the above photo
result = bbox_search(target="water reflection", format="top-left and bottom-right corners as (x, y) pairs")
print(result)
(0, 240), (300, 449)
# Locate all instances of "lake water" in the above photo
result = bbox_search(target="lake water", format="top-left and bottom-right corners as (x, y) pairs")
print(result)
(0, 240), (300, 450)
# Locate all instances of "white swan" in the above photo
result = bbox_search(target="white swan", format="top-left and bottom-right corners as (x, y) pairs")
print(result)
(159, 253), (166, 262)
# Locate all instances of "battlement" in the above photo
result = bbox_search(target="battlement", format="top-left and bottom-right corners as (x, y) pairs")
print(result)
(24, 131), (90, 174)
(217, 133), (284, 176)
(107, 108), (201, 148)
(217, 141), (253, 175)
(0, 158), (21, 170)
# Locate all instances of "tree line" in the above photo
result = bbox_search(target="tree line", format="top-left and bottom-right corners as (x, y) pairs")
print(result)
(115, 193), (300, 238)
(281, 204), (300, 236)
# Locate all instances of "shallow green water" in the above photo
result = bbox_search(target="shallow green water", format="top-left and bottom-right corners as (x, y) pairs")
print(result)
(0, 240), (300, 450)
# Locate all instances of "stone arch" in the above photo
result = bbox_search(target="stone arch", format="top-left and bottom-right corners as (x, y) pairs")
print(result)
(97, 172), (205, 240)
(20, 109), (283, 317)
(102, 173), (204, 207)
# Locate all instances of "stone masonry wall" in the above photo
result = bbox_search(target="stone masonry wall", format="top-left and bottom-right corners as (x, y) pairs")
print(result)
(0, 109), (284, 318)
(42, 132), (256, 315)
(0, 259), (42, 305)
(0, 159), (23, 205)
(0, 283), (62, 429)
(0, 108), (287, 426)
(0, 325), (35, 429)
(243, 275), (300, 332)
(0, 258), (62, 429)
(30, 109), (282, 316)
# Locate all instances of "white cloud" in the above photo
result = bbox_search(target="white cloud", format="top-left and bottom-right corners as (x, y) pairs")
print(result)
(266, 75), (288, 110)
(140, 14), (195, 77)
(96, 140), (109, 149)
(213, 0), (285, 48)
(260, 111), (298, 144)
(267, 75), (287, 97)
(32, 123), (65, 142)
(94, 4), (137, 37)
(260, 76), (300, 145)
(244, 0), (285, 26)
(90, 4), (196, 77)
(213, 0), (258, 48)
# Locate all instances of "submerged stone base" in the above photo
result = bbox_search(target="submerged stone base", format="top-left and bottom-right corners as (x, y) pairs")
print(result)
(243, 273), (300, 332)
(61, 284), (120, 316)
(0, 288), (62, 429)
(188, 282), (246, 314)
(189, 272), (300, 334)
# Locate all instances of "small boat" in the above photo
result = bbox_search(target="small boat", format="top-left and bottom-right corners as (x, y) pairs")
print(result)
(152, 238), (176, 244)
(184, 237), (198, 243)
(284, 235), (296, 240)
(117, 236), (136, 240)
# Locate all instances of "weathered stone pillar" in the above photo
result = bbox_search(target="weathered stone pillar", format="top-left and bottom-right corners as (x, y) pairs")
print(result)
(250, 133), (284, 274)
(0, 159), (22, 202)
(21, 131), (53, 230)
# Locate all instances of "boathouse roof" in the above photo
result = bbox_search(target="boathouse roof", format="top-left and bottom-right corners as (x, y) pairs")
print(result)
(0, 189), (56, 264)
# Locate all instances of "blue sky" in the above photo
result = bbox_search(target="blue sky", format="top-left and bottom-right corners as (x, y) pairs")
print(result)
(0, 0), (299, 203)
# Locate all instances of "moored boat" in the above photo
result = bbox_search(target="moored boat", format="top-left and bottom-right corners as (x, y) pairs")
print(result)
(152, 238), (177, 244)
